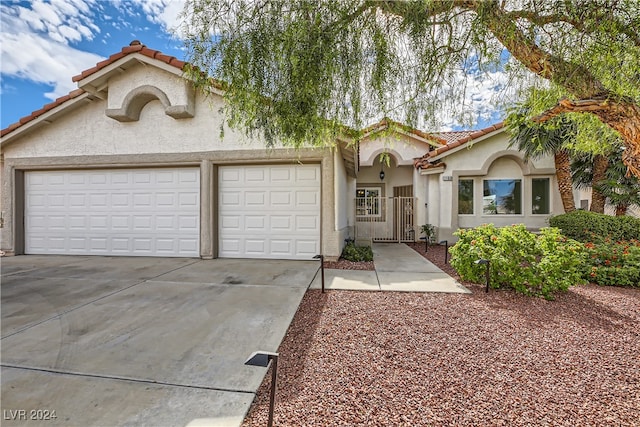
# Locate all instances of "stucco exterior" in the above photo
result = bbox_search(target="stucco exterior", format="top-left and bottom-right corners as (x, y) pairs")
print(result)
(428, 130), (560, 240)
(354, 133), (426, 242)
(349, 124), (565, 244)
(1, 42), (573, 260)
(1, 50), (350, 260)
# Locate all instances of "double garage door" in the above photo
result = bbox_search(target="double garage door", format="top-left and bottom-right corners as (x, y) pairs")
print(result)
(25, 168), (201, 257)
(24, 165), (320, 260)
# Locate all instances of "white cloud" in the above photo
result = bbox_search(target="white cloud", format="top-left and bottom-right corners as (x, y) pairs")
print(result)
(132, 0), (186, 36)
(31, 1), (63, 27)
(0, 1), (104, 100)
(15, 0), (101, 45)
(429, 64), (515, 131)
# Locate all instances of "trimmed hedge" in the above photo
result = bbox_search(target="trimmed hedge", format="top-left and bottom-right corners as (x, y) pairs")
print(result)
(549, 210), (640, 242)
(449, 224), (585, 299)
(583, 239), (640, 287)
(341, 241), (373, 262)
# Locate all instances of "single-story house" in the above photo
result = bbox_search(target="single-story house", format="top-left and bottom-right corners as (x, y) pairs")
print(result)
(0, 41), (565, 261)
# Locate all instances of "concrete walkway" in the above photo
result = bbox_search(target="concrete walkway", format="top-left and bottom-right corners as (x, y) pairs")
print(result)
(310, 243), (471, 294)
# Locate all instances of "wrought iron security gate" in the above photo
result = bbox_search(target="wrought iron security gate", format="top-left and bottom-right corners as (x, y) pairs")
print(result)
(355, 193), (416, 242)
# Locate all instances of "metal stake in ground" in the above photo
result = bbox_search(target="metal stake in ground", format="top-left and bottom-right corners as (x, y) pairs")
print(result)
(475, 259), (490, 293)
(245, 351), (279, 427)
(439, 240), (448, 264)
(313, 254), (325, 293)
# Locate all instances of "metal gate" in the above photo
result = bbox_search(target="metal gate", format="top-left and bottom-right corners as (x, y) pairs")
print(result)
(355, 195), (416, 242)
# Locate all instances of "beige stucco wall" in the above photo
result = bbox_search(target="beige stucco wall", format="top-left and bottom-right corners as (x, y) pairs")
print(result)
(334, 149), (348, 230)
(578, 187), (640, 218)
(355, 154), (417, 241)
(0, 62), (346, 259)
(107, 64), (192, 111)
(428, 131), (560, 241)
(352, 128), (565, 244)
(333, 148), (354, 253)
(3, 97), (266, 159)
(359, 133), (432, 166)
(412, 167), (427, 233)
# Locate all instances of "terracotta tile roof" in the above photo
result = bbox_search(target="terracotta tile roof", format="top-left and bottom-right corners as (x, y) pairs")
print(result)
(1, 88), (87, 138)
(419, 162), (446, 171)
(2, 41), (188, 139)
(431, 130), (475, 145)
(414, 122), (505, 169)
(72, 40), (186, 82)
(361, 117), (448, 146)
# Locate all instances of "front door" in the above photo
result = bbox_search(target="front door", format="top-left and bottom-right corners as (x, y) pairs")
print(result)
(355, 185), (415, 242)
(393, 185), (415, 242)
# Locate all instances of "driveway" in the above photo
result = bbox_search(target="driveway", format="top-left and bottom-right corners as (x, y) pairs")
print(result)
(1, 255), (319, 426)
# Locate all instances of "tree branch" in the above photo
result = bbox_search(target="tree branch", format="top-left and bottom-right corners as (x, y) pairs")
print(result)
(534, 97), (612, 122)
(535, 97), (640, 178)
(473, 2), (610, 99)
(322, 1), (377, 34)
(506, 8), (640, 47)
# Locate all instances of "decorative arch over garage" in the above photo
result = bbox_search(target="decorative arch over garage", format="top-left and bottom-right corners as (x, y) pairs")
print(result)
(106, 84), (195, 122)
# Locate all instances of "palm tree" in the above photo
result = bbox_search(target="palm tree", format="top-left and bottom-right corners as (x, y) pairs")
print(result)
(592, 148), (640, 215)
(590, 155), (609, 213)
(507, 116), (577, 213)
(571, 153), (609, 214)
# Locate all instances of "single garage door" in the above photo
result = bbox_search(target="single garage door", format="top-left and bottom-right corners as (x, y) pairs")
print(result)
(219, 164), (320, 260)
(25, 168), (200, 257)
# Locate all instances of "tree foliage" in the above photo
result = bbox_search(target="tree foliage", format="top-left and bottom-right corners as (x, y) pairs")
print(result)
(573, 148), (640, 215)
(180, 0), (640, 175)
(506, 107), (577, 212)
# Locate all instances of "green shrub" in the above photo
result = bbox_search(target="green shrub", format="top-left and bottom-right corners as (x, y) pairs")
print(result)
(549, 210), (640, 242)
(449, 224), (585, 299)
(420, 224), (436, 243)
(341, 241), (373, 262)
(583, 239), (640, 287)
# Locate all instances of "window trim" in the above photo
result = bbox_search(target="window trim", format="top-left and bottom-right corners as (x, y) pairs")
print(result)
(482, 178), (523, 216)
(458, 179), (475, 215)
(356, 186), (383, 219)
(531, 177), (551, 215)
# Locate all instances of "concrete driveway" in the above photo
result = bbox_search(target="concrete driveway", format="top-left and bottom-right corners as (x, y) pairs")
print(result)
(1, 255), (319, 426)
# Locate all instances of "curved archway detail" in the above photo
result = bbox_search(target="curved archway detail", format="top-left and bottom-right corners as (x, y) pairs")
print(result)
(479, 150), (533, 176)
(361, 148), (406, 167)
(106, 85), (194, 122)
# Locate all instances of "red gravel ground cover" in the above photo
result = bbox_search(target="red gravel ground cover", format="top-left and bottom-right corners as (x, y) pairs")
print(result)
(323, 259), (375, 271)
(243, 245), (640, 426)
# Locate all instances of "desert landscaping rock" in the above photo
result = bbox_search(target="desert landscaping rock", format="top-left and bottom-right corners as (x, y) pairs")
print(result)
(243, 275), (639, 425)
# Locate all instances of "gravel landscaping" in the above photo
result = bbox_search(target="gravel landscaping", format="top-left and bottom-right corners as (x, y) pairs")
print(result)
(324, 259), (375, 271)
(243, 245), (640, 426)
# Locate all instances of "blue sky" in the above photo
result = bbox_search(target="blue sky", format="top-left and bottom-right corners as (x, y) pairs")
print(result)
(1, 0), (505, 132)
(1, 0), (185, 129)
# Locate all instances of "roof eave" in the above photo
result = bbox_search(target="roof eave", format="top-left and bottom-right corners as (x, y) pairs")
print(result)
(428, 126), (505, 162)
(337, 138), (360, 178)
(419, 167), (446, 175)
(75, 54), (186, 99)
(1, 91), (95, 147)
(360, 118), (446, 147)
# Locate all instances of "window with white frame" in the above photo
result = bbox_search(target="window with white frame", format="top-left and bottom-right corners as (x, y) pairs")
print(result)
(532, 178), (550, 214)
(483, 179), (522, 214)
(458, 179), (474, 214)
(356, 187), (381, 217)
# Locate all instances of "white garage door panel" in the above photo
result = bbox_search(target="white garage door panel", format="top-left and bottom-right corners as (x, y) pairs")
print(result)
(25, 168), (200, 257)
(219, 164), (321, 260)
